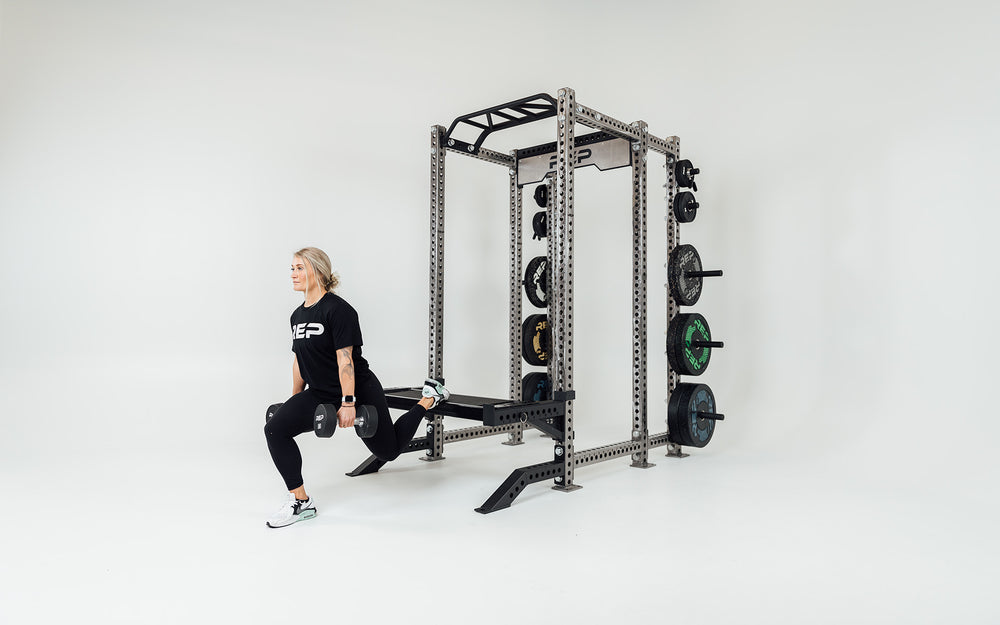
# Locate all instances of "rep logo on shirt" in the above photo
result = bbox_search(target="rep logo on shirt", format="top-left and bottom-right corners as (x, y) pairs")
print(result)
(292, 323), (324, 339)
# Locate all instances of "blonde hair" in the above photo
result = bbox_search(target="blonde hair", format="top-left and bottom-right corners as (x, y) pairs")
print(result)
(294, 247), (339, 295)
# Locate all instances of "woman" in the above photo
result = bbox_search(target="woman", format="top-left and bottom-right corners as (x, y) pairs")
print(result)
(263, 247), (449, 528)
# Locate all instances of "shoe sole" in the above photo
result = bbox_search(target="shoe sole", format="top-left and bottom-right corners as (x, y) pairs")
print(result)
(266, 508), (317, 528)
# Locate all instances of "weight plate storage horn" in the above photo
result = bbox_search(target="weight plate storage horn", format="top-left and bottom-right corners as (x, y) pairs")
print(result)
(521, 314), (550, 366)
(673, 191), (699, 223)
(667, 382), (723, 448)
(667, 312), (723, 376)
(523, 256), (548, 308)
(667, 244), (722, 307)
(521, 372), (551, 402)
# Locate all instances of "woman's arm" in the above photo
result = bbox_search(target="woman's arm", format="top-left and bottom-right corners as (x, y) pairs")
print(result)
(336, 346), (356, 427)
(292, 355), (306, 395)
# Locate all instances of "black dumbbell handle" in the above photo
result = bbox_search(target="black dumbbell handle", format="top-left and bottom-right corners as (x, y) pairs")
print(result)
(341, 406), (370, 425)
(697, 411), (725, 420)
(319, 405), (371, 424)
(691, 340), (724, 349)
(685, 270), (723, 278)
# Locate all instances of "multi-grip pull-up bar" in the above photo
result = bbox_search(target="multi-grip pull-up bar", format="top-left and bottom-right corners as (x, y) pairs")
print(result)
(348, 87), (725, 513)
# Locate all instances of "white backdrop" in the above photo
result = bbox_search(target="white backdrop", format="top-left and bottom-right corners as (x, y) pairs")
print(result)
(1, 1), (998, 622)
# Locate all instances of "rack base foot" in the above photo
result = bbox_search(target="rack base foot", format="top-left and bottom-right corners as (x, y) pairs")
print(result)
(666, 443), (689, 458)
(552, 483), (582, 492)
(475, 460), (563, 514)
(346, 455), (385, 477)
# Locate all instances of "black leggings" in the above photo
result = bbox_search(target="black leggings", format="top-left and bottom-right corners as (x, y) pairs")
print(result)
(263, 373), (426, 490)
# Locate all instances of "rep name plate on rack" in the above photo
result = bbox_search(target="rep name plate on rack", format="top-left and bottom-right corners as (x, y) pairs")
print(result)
(517, 135), (632, 186)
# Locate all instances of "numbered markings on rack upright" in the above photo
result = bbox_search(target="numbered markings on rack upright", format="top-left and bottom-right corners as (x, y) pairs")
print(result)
(523, 256), (548, 308)
(667, 244), (723, 307)
(667, 382), (723, 448)
(667, 312), (724, 376)
(521, 314), (550, 366)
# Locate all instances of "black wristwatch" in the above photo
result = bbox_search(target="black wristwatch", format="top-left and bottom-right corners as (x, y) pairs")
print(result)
(341, 395), (356, 405)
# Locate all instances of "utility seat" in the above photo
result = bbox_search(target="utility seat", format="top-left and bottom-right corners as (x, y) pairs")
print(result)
(382, 386), (507, 421)
(382, 386), (569, 435)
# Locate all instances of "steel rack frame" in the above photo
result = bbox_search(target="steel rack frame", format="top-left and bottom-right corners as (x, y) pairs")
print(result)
(347, 87), (689, 511)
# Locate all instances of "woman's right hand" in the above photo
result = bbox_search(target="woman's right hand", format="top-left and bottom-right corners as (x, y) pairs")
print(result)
(337, 404), (356, 428)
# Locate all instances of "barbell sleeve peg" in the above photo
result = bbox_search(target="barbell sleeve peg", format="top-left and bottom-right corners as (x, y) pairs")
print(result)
(697, 411), (725, 421)
(685, 270), (724, 278)
(691, 340), (724, 349)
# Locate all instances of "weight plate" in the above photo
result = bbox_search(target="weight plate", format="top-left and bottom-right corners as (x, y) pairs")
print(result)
(523, 256), (548, 308)
(265, 403), (283, 423)
(675, 159), (699, 190)
(533, 184), (548, 208)
(531, 211), (547, 240)
(668, 244), (703, 306)
(313, 403), (337, 438)
(667, 312), (713, 376)
(521, 314), (549, 366)
(354, 404), (379, 438)
(673, 191), (698, 223)
(521, 372), (551, 402)
(667, 382), (717, 448)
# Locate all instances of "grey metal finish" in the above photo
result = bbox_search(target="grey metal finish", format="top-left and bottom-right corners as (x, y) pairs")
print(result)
(444, 144), (514, 168)
(552, 87), (580, 492)
(446, 423), (525, 444)
(630, 121), (653, 469)
(429, 126), (446, 380)
(506, 157), (525, 446)
(649, 432), (671, 448)
(412, 89), (696, 509)
(574, 439), (643, 468)
(574, 103), (642, 141)
(663, 142), (686, 459)
(647, 134), (677, 157)
(427, 126), (447, 461)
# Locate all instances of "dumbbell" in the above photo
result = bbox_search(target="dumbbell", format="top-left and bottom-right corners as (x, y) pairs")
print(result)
(265, 403), (283, 423)
(265, 402), (378, 439)
(314, 403), (378, 439)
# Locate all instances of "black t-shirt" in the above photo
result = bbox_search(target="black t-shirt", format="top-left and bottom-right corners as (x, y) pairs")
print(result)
(290, 292), (371, 395)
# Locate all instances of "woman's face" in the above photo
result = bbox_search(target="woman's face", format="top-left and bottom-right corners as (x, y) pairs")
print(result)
(291, 256), (313, 293)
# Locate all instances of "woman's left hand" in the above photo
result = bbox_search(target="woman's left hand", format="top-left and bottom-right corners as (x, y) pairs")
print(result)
(338, 405), (356, 428)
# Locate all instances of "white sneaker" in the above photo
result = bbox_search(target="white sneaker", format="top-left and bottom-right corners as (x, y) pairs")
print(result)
(266, 492), (317, 528)
(421, 378), (451, 409)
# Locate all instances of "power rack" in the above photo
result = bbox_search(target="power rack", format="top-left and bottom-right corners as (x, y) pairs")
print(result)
(348, 87), (715, 513)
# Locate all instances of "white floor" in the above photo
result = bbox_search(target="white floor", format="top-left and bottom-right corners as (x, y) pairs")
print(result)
(3, 414), (995, 625)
